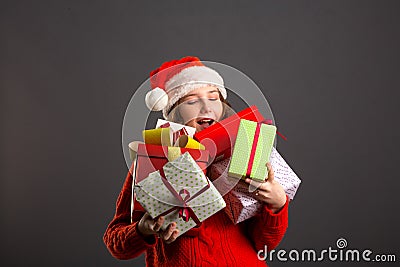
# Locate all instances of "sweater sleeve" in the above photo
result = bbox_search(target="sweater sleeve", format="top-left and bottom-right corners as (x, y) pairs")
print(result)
(245, 195), (289, 252)
(103, 168), (157, 260)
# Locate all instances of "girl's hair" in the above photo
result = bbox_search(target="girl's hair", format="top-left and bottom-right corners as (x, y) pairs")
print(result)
(166, 90), (234, 124)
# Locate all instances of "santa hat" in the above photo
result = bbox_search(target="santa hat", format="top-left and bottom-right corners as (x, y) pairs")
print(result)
(145, 56), (227, 118)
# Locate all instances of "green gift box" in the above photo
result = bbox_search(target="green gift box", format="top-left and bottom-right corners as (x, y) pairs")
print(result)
(134, 152), (226, 237)
(228, 119), (276, 182)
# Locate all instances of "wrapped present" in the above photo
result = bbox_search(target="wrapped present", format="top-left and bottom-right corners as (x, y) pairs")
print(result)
(134, 152), (226, 237)
(228, 119), (276, 182)
(143, 127), (205, 150)
(156, 119), (196, 140)
(209, 158), (262, 224)
(128, 141), (144, 161)
(193, 105), (264, 162)
(210, 148), (301, 223)
(269, 147), (301, 199)
(132, 143), (210, 212)
(129, 120), (205, 218)
(134, 144), (209, 183)
(223, 191), (262, 224)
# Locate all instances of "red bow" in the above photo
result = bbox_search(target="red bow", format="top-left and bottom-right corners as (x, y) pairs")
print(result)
(159, 122), (189, 144)
(261, 119), (287, 141)
(155, 168), (210, 225)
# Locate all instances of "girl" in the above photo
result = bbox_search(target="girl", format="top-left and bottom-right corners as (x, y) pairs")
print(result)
(103, 56), (289, 266)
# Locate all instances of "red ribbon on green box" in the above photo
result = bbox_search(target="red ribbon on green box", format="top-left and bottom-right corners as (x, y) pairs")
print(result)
(228, 119), (277, 182)
(246, 119), (285, 177)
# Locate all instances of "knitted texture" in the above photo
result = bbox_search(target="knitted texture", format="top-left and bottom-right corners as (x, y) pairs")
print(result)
(103, 166), (289, 266)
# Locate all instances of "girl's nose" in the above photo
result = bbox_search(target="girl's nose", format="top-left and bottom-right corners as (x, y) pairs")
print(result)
(199, 98), (212, 113)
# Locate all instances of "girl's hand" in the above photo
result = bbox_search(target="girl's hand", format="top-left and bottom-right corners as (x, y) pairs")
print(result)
(244, 162), (287, 213)
(137, 213), (180, 244)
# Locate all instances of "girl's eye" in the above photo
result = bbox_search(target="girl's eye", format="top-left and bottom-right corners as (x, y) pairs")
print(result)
(186, 100), (198, 105)
(209, 98), (218, 101)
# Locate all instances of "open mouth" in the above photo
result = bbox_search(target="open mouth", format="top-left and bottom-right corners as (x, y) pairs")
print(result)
(196, 118), (215, 127)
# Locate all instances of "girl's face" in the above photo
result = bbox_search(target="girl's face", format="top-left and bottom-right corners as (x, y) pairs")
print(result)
(177, 86), (223, 132)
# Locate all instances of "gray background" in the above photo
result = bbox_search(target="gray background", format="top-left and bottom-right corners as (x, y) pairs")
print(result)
(1, 1), (399, 266)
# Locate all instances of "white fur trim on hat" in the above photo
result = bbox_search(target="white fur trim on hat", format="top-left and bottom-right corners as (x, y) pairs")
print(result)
(162, 65), (226, 118)
(165, 66), (224, 93)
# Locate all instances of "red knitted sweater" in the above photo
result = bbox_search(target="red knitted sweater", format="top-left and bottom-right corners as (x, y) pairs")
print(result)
(103, 169), (289, 266)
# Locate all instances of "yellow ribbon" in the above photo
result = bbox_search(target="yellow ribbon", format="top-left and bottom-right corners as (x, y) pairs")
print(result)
(142, 128), (171, 146)
(142, 127), (205, 150)
(167, 146), (182, 161)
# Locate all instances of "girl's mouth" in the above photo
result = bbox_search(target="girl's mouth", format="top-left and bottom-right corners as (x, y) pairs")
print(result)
(196, 118), (215, 129)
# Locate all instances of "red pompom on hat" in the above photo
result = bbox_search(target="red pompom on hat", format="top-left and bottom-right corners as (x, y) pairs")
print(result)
(145, 56), (226, 118)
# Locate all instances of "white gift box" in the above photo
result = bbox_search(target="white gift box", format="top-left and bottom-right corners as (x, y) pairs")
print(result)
(134, 152), (226, 236)
(269, 147), (301, 199)
(223, 190), (262, 224)
(210, 147), (301, 224)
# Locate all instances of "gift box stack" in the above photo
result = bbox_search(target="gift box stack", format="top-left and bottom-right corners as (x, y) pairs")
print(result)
(129, 119), (226, 237)
(209, 146), (301, 224)
(129, 105), (301, 235)
(194, 105), (301, 224)
(209, 158), (262, 224)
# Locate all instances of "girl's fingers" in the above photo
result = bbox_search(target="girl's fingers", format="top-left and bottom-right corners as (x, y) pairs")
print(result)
(244, 178), (268, 192)
(142, 212), (152, 221)
(266, 162), (274, 182)
(160, 222), (176, 241)
(244, 162), (275, 192)
(165, 229), (180, 244)
(153, 216), (165, 232)
(245, 178), (261, 192)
